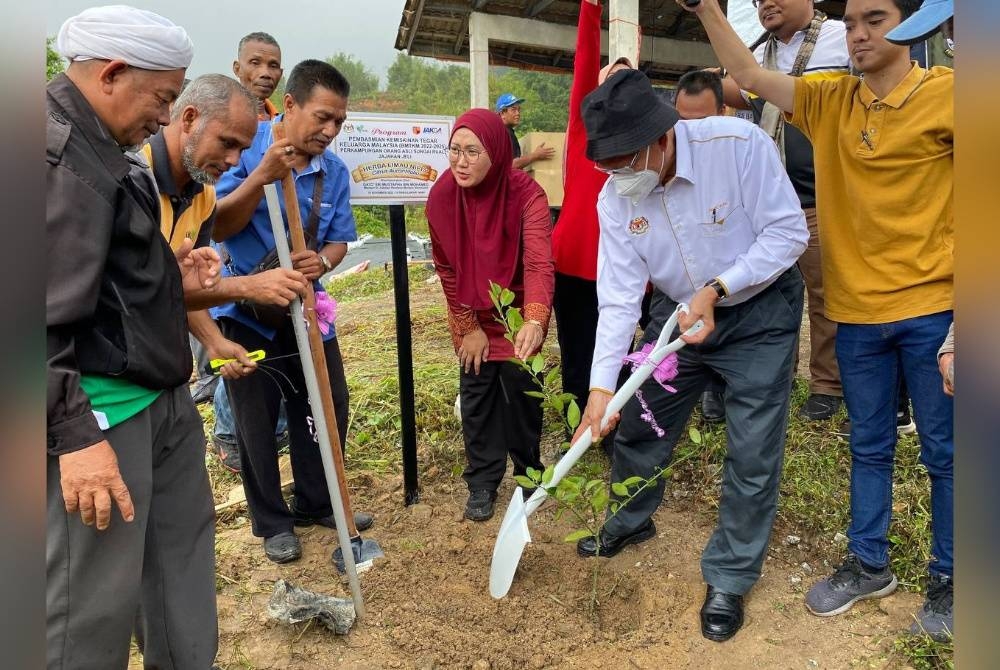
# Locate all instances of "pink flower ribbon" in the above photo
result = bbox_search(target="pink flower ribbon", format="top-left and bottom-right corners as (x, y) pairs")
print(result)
(314, 290), (338, 336)
(623, 343), (679, 393)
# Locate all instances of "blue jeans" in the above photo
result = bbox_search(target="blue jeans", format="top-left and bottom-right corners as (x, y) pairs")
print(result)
(214, 381), (287, 440)
(836, 311), (953, 577)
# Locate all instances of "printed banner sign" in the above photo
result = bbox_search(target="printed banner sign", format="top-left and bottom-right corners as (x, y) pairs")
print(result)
(333, 113), (454, 205)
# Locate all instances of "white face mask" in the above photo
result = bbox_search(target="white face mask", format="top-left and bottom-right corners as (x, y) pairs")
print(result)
(611, 147), (663, 205)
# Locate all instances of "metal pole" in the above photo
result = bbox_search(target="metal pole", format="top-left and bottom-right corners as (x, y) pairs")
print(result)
(388, 204), (420, 506)
(264, 184), (366, 616)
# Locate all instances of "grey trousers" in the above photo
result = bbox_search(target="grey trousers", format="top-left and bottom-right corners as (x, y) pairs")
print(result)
(605, 267), (803, 595)
(47, 385), (217, 670)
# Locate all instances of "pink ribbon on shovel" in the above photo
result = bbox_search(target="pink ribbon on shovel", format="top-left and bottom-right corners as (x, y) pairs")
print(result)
(313, 290), (338, 335)
(622, 343), (680, 438)
(623, 342), (680, 393)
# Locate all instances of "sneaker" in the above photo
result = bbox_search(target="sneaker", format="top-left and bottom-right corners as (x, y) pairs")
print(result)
(805, 553), (898, 616)
(908, 573), (953, 641)
(798, 393), (844, 421)
(213, 434), (241, 473)
(896, 408), (917, 436)
(464, 489), (497, 521)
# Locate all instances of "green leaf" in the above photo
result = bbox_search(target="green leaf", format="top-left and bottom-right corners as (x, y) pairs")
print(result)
(559, 392), (577, 404)
(552, 395), (564, 414)
(584, 479), (603, 494)
(541, 465), (555, 485)
(507, 308), (523, 331)
(513, 475), (536, 488)
(559, 441), (571, 452)
(488, 280), (501, 296)
(591, 489), (609, 516)
(524, 390), (546, 399)
(609, 502), (621, 515)
(564, 529), (595, 543)
(611, 482), (629, 497)
(689, 426), (703, 444)
(566, 400), (581, 430)
(622, 476), (645, 488)
(530, 354), (545, 374)
(525, 467), (541, 481)
(500, 288), (516, 307)
(504, 332), (514, 343)
(544, 366), (560, 387)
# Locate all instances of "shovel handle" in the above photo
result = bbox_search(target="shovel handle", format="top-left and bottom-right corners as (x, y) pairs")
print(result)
(271, 122), (359, 536)
(524, 304), (702, 516)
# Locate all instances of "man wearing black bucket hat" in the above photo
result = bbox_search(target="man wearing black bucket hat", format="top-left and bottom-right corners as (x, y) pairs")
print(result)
(572, 69), (808, 642)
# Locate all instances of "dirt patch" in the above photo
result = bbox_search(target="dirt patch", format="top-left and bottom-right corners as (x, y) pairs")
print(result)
(210, 465), (921, 670)
(182, 280), (922, 669)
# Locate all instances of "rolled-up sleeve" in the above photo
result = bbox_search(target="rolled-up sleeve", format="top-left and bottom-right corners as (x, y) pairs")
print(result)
(590, 193), (650, 392)
(716, 127), (808, 296)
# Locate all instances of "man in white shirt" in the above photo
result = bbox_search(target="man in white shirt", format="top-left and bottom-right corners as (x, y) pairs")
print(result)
(574, 70), (808, 642)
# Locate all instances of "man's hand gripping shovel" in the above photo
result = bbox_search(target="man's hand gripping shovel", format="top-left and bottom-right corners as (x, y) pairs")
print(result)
(488, 304), (703, 599)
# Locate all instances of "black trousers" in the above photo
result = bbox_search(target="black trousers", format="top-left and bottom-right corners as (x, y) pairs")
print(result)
(221, 317), (350, 539)
(610, 268), (804, 595)
(460, 361), (544, 492)
(552, 272), (598, 407)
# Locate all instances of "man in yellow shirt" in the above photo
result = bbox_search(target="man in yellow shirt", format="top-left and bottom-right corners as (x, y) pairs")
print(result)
(683, 0), (953, 641)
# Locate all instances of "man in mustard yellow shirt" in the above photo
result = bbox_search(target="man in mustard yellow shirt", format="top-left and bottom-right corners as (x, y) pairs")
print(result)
(683, 0), (953, 641)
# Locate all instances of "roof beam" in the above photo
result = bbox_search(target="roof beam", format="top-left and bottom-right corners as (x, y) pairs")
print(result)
(468, 11), (718, 68)
(525, 0), (557, 18)
(404, 0), (426, 52)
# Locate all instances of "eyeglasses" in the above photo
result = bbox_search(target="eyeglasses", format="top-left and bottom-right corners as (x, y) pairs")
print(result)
(448, 146), (487, 164)
(594, 148), (643, 175)
(750, 0), (771, 7)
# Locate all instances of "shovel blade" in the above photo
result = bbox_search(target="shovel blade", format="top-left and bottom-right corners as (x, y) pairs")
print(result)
(332, 535), (385, 575)
(489, 487), (532, 599)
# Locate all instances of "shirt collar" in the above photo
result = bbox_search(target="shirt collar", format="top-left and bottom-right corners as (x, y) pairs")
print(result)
(670, 121), (695, 186)
(259, 97), (278, 121)
(147, 130), (204, 199)
(46, 74), (132, 182)
(858, 61), (927, 109)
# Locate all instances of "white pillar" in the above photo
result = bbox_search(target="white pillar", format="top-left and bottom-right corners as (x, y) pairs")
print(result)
(468, 12), (490, 110)
(608, 0), (640, 67)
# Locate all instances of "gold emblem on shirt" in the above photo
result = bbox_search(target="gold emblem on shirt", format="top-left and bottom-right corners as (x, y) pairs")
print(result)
(628, 216), (650, 235)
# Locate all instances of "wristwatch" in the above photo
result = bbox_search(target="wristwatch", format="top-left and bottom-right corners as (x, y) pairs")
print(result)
(320, 255), (333, 274)
(704, 278), (727, 300)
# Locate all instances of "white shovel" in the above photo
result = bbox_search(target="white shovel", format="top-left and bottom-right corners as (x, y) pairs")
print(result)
(488, 303), (704, 599)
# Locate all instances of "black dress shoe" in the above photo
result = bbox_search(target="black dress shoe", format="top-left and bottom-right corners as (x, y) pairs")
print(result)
(577, 520), (656, 558)
(700, 585), (744, 642)
(701, 390), (726, 424)
(291, 502), (374, 532)
(263, 531), (302, 564)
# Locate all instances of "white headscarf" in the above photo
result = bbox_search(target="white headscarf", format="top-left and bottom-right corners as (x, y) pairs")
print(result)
(56, 5), (194, 71)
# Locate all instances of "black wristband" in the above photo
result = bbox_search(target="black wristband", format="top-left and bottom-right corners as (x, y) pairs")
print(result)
(705, 278), (727, 299)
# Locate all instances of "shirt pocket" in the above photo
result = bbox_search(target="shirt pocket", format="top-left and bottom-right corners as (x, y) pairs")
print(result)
(697, 203), (746, 238)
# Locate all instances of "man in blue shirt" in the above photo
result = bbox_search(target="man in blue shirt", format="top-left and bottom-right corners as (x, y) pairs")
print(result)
(212, 59), (371, 564)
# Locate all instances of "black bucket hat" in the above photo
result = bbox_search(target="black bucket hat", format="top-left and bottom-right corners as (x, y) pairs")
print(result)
(582, 69), (680, 162)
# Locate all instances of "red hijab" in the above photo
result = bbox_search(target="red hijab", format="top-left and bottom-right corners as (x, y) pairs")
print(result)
(427, 108), (543, 310)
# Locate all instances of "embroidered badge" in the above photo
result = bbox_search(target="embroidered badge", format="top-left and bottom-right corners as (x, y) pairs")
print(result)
(628, 216), (649, 235)
(709, 202), (728, 226)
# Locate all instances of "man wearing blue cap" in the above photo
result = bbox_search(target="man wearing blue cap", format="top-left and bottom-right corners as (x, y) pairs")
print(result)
(496, 92), (556, 169)
(684, 0), (954, 643)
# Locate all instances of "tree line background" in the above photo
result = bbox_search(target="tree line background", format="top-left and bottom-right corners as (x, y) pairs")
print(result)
(45, 42), (572, 236)
(46, 40), (571, 133)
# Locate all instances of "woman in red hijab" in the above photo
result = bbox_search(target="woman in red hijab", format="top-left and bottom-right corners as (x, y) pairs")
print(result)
(427, 108), (555, 522)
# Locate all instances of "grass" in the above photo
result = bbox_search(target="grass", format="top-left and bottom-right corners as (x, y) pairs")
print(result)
(205, 264), (951, 668)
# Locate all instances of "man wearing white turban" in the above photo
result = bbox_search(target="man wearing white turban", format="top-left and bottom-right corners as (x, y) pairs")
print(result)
(46, 6), (221, 669)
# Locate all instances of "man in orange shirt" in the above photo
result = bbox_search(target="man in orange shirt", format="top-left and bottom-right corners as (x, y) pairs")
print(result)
(233, 31), (283, 120)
